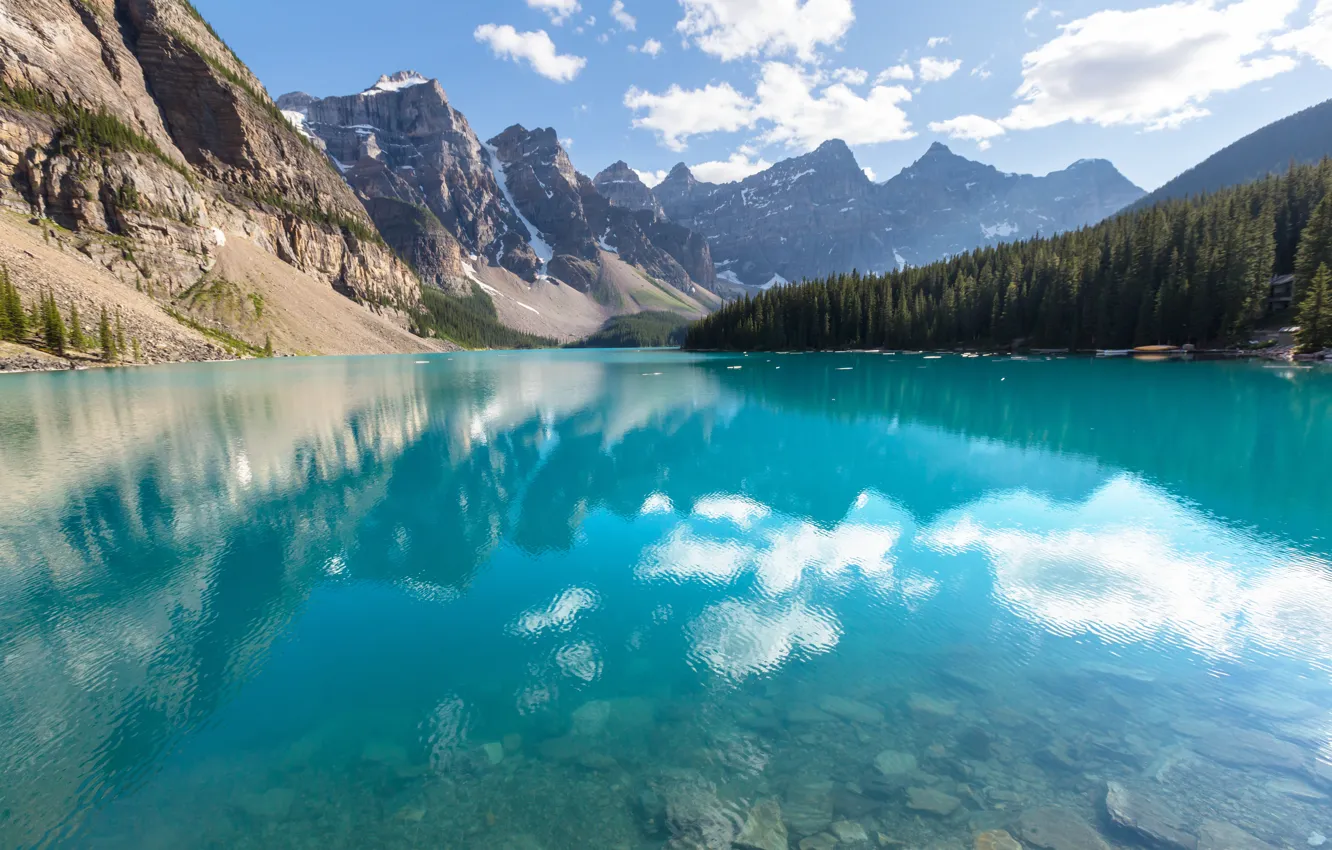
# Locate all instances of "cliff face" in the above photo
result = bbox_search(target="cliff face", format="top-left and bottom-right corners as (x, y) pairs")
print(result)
(283, 73), (542, 288)
(0, 0), (428, 365)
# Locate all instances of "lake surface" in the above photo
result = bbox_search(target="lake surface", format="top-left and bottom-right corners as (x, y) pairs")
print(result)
(2, 351), (1331, 850)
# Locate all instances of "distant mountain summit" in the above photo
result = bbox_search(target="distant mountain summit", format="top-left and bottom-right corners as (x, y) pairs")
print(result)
(1132, 98), (1332, 210)
(639, 141), (1144, 289)
(593, 162), (665, 220)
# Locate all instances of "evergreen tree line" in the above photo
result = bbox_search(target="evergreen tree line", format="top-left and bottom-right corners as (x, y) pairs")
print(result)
(412, 284), (555, 350)
(0, 267), (134, 361)
(686, 159), (1332, 353)
(570, 311), (690, 348)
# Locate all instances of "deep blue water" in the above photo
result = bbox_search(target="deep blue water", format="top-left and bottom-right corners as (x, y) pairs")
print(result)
(1, 351), (1330, 849)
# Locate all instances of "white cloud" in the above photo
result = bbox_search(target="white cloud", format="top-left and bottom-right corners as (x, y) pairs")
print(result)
(634, 169), (670, 188)
(934, 0), (1300, 145)
(971, 62), (992, 80)
(875, 64), (915, 83)
(610, 0), (637, 30)
(626, 63), (914, 153)
(1024, 3), (1043, 22)
(633, 37), (664, 56)
(676, 0), (856, 61)
(561, 136), (575, 147)
(754, 62), (916, 149)
(623, 82), (756, 150)
(1007, 0), (1297, 131)
(690, 151), (774, 183)
(918, 56), (963, 82)
(1274, 0), (1332, 68)
(863, 166), (877, 181)
(927, 35), (951, 47)
(929, 114), (1006, 141)
(474, 24), (588, 83)
(527, 0), (581, 25)
(832, 67), (869, 85)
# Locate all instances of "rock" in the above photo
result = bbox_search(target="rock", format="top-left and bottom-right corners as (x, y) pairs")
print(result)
(538, 735), (588, 762)
(787, 704), (838, 724)
(785, 779), (835, 836)
(819, 696), (885, 725)
(1103, 782), (1197, 850)
(874, 750), (919, 777)
(1080, 662), (1157, 688)
(906, 787), (961, 817)
(482, 742), (505, 765)
(572, 699), (612, 736)
(1197, 822), (1275, 850)
(503, 733), (524, 753)
(976, 830), (1023, 850)
(643, 770), (738, 849)
(1019, 807), (1111, 850)
(800, 835), (839, 850)
(735, 798), (789, 850)
(1034, 740), (1080, 773)
(832, 821), (870, 844)
(1266, 777), (1327, 801)
(1310, 832), (1327, 848)
(909, 693), (959, 723)
(1194, 729), (1307, 774)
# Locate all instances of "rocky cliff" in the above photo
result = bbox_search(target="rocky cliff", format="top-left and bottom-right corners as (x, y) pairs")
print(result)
(592, 161), (664, 220)
(0, 0), (431, 366)
(651, 140), (1145, 288)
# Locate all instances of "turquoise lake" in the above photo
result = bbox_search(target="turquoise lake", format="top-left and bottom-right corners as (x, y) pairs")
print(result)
(1, 350), (1331, 849)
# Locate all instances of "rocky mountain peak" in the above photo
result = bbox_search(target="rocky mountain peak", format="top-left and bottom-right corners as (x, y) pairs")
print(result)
(593, 161), (665, 220)
(364, 71), (431, 94)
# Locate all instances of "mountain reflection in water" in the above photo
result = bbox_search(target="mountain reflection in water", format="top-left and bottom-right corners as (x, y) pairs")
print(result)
(0, 351), (1329, 849)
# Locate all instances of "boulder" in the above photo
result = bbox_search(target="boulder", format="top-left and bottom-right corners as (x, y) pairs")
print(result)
(1019, 807), (1111, 850)
(735, 798), (789, 850)
(874, 750), (919, 777)
(976, 830), (1023, 850)
(906, 787), (961, 817)
(1103, 782), (1197, 850)
(819, 696), (885, 725)
(784, 778), (835, 836)
(909, 693), (959, 723)
(1193, 729), (1307, 774)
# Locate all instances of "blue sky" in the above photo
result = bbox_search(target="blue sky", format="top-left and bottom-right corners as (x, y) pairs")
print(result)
(195, 0), (1332, 190)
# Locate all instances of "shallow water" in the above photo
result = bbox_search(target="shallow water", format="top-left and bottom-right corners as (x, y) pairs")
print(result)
(1, 351), (1330, 850)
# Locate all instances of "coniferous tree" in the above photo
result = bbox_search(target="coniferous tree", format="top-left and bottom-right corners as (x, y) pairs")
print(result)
(99, 306), (116, 362)
(42, 290), (66, 354)
(1296, 263), (1332, 353)
(263, 334), (274, 357)
(131, 337), (141, 362)
(68, 300), (85, 349)
(686, 158), (1332, 353)
(115, 309), (126, 356)
(0, 268), (21, 341)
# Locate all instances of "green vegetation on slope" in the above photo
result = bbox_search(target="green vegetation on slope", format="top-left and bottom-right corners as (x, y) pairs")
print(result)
(0, 83), (192, 181)
(1132, 99), (1332, 210)
(413, 284), (555, 350)
(687, 159), (1332, 353)
(571, 311), (690, 348)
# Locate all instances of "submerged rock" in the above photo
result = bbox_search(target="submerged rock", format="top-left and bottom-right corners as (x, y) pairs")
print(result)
(1197, 821), (1275, 850)
(1266, 776), (1328, 801)
(874, 750), (919, 777)
(957, 726), (994, 760)
(1019, 807), (1111, 850)
(799, 834), (838, 850)
(1103, 781), (1197, 850)
(976, 830), (1023, 850)
(1193, 729), (1307, 773)
(819, 696), (885, 725)
(785, 778), (835, 836)
(735, 798), (788, 850)
(909, 693), (959, 723)
(832, 820), (870, 844)
(906, 787), (960, 816)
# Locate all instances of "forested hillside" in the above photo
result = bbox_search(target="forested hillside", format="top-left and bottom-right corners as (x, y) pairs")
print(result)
(1131, 99), (1332, 210)
(686, 160), (1332, 353)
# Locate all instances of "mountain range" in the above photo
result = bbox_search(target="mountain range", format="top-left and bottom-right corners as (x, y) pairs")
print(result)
(0, 0), (1325, 368)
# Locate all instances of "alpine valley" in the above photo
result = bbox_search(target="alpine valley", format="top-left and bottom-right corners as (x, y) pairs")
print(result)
(0, 0), (1145, 366)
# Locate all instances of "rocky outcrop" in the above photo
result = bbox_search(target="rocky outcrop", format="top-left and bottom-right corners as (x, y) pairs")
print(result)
(0, 0), (425, 362)
(593, 161), (664, 219)
(652, 139), (1145, 289)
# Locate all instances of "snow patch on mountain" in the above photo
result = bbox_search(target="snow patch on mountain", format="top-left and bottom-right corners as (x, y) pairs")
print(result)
(483, 143), (555, 269)
(364, 71), (430, 95)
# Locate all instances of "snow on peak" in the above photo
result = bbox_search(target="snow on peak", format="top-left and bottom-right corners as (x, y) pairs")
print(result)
(364, 71), (430, 95)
